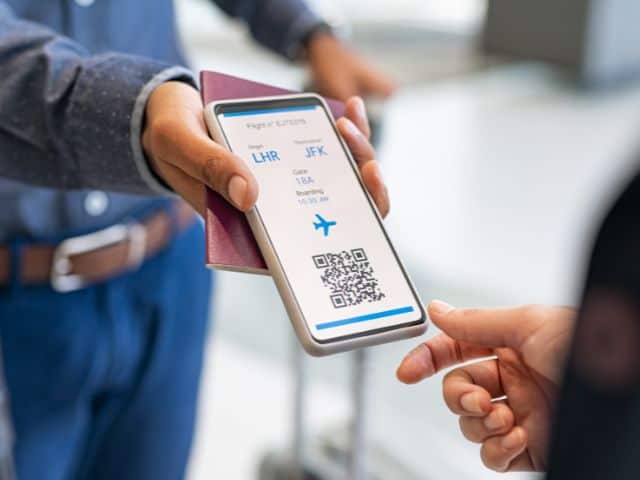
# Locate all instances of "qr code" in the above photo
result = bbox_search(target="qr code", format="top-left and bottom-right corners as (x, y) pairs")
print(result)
(312, 249), (385, 309)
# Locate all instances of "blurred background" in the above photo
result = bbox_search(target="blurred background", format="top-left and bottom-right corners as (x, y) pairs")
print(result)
(175, 0), (640, 478)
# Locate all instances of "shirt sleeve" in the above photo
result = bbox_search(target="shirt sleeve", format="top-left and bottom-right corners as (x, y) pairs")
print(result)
(212, 0), (326, 59)
(0, 2), (196, 195)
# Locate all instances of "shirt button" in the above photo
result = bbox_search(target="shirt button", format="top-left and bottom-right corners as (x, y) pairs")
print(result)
(84, 191), (109, 216)
(74, 0), (95, 7)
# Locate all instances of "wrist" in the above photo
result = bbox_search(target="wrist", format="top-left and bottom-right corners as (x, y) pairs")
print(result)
(130, 67), (197, 195)
(300, 24), (337, 60)
(142, 81), (199, 156)
(142, 81), (201, 191)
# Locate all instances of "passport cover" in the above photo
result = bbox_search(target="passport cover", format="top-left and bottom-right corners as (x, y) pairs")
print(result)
(200, 71), (345, 274)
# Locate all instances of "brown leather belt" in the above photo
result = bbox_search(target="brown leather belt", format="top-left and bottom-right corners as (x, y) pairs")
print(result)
(0, 201), (197, 292)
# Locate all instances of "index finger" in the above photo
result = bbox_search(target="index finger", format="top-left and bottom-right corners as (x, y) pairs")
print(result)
(336, 117), (375, 166)
(344, 97), (371, 139)
(429, 301), (549, 352)
(336, 117), (390, 217)
(397, 333), (493, 384)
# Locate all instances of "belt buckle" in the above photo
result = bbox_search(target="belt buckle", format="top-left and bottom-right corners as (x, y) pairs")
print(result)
(50, 222), (147, 293)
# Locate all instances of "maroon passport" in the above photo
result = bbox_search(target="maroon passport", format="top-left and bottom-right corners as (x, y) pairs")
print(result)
(200, 71), (344, 274)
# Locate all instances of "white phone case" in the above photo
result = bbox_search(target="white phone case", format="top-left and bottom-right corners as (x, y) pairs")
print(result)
(204, 94), (427, 356)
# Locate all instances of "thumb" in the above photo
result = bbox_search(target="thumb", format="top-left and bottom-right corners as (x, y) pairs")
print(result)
(428, 301), (542, 351)
(147, 108), (259, 212)
(187, 134), (259, 212)
(142, 81), (259, 212)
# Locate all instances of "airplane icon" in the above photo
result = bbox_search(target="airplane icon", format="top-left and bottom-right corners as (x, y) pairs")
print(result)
(313, 214), (337, 237)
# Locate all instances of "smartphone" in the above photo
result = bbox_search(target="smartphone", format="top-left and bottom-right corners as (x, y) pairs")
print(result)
(204, 94), (427, 356)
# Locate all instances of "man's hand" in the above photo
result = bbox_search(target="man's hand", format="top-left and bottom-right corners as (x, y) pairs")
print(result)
(142, 81), (389, 217)
(397, 301), (575, 473)
(306, 32), (396, 101)
(336, 95), (389, 217)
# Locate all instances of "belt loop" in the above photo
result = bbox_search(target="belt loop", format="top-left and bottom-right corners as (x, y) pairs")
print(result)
(7, 239), (23, 292)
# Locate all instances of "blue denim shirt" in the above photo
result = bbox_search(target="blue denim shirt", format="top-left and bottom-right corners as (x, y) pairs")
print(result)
(0, 0), (322, 241)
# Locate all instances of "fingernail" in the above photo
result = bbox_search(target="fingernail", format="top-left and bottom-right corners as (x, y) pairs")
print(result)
(484, 410), (505, 431)
(403, 344), (426, 363)
(430, 300), (454, 316)
(460, 392), (483, 415)
(372, 162), (384, 184)
(398, 344), (433, 382)
(355, 97), (368, 122)
(342, 118), (362, 138)
(501, 429), (523, 450)
(228, 175), (248, 209)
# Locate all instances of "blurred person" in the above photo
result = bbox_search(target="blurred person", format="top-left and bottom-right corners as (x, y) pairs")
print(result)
(0, 1), (393, 479)
(547, 171), (640, 480)
(397, 172), (640, 476)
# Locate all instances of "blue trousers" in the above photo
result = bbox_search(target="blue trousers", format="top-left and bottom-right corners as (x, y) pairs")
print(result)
(0, 222), (212, 480)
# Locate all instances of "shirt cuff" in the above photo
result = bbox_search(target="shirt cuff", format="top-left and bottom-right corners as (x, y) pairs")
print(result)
(67, 54), (196, 195)
(130, 66), (197, 195)
(283, 13), (332, 60)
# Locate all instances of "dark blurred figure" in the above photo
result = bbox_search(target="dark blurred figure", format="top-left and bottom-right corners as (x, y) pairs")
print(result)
(548, 172), (640, 479)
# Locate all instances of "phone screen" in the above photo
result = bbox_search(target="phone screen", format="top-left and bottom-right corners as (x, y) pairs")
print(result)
(216, 97), (424, 342)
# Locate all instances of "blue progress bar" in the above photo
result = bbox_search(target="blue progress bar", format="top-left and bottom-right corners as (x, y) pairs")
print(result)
(223, 105), (317, 117)
(316, 306), (415, 330)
